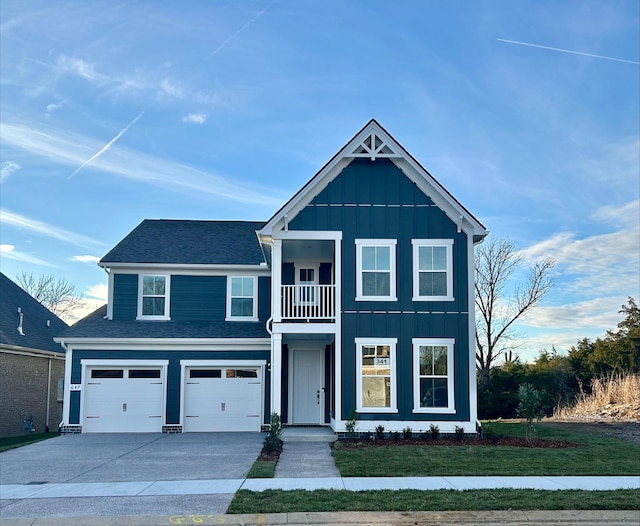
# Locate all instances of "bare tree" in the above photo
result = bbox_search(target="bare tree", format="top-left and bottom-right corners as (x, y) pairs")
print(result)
(475, 238), (555, 389)
(16, 272), (85, 319)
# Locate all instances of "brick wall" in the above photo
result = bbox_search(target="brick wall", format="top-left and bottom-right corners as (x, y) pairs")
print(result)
(0, 350), (65, 438)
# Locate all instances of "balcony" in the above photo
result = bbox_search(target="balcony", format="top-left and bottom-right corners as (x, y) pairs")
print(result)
(281, 284), (336, 321)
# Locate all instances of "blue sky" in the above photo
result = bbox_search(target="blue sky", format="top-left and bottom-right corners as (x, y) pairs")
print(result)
(1, 1), (638, 362)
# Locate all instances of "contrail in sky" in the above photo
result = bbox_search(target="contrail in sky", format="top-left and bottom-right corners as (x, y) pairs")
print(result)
(68, 111), (145, 179)
(497, 38), (640, 65)
(206, 6), (268, 59)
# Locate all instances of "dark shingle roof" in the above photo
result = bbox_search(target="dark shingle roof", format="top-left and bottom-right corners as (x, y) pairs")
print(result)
(59, 305), (269, 340)
(101, 220), (266, 265)
(0, 273), (68, 353)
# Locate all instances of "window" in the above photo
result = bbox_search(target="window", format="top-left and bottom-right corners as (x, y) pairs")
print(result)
(356, 239), (397, 301)
(412, 240), (453, 301)
(356, 338), (397, 412)
(91, 369), (124, 379)
(129, 369), (161, 379)
(413, 338), (455, 413)
(139, 275), (170, 318)
(227, 276), (257, 320)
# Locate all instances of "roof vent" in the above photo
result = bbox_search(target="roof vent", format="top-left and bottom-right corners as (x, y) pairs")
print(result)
(17, 307), (25, 336)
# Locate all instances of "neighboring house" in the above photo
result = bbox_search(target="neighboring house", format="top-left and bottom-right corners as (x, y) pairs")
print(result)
(0, 272), (68, 437)
(56, 119), (488, 435)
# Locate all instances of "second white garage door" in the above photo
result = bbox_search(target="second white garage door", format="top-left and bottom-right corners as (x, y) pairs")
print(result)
(183, 366), (262, 432)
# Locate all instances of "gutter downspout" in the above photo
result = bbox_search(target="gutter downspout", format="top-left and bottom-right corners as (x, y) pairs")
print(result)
(46, 357), (52, 432)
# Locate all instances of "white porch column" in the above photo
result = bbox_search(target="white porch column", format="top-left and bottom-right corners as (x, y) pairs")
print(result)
(333, 237), (342, 423)
(270, 332), (283, 416)
(272, 239), (282, 323)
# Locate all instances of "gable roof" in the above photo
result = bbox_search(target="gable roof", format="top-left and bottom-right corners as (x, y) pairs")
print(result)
(100, 220), (266, 266)
(0, 272), (68, 354)
(259, 119), (488, 242)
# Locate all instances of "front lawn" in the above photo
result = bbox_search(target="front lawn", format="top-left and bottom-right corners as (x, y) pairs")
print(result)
(332, 422), (639, 477)
(228, 489), (640, 514)
(0, 432), (58, 453)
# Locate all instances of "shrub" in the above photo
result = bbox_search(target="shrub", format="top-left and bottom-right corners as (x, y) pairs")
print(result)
(402, 426), (413, 439)
(428, 424), (440, 440)
(345, 409), (358, 438)
(375, 425), (385, 440)
(454, 425), (465, 442)
(516, 383), (545, 442)
(262, 412), (283, 454)
(390, 431), (400, 441)
(481, 423), (502, 443)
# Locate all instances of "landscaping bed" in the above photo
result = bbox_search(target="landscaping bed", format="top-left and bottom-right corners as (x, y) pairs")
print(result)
(334, 435), (580, 449)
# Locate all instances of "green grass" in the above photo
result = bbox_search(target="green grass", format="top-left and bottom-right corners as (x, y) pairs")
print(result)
(228, 489), (640, 514)
(0, 432), (58, 452)
(332, 423), (639, 477)
(246, 460), (277, 478)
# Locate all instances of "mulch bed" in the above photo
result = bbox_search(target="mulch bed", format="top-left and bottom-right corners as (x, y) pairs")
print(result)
(334, 436), (582, 449)
(257, 450), (282, 461)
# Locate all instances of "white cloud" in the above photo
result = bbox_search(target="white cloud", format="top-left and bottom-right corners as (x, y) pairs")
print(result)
(0, 122), (286, 207)
(55, 55), (101, 83)
(0, 209), (102, 248)
(0, 244), (55, 267)
(70, 255), (100, 264)
(182, 113), (207, 124)
(85, 282), (108, 302)
(45, 102), (63, 117)
(0, 161), (21, 182)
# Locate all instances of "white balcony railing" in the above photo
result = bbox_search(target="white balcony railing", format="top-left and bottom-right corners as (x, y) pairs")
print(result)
(281, 284), (335, 320)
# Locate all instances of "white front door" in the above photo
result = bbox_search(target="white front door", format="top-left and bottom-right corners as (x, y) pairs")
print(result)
(291, 349), (323, 424)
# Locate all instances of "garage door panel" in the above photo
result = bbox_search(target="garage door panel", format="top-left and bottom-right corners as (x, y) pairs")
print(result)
(183, 366), (262, 432)
(83, 367), (164, 433)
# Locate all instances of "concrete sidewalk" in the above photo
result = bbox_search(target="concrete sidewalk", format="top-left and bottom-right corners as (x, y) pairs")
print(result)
(2, 475), (638, 499)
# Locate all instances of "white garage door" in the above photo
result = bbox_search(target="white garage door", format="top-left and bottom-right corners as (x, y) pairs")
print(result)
(83, 367), (164, 433)
(184, 367), (262, 432)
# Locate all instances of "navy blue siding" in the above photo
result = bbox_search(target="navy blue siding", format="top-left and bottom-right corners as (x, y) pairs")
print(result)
(171, 276), (226, 321)
(112, 274), (138, 320)
(70, 349), (271, 426)
(111, 274), (271, 322)
(289, 158), (471, 424)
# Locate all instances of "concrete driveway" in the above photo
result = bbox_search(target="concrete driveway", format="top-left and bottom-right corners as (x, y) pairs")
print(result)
(0, 432), (263, 519)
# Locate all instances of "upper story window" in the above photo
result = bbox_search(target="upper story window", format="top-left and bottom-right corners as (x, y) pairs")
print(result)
(356, 338), (397, 413)
(355, 239), (397, 301)
(138, 275), (170, 319)
(226, 276), (258, 321)
(412, 239), (454, 301)
(412, 338), (455, 413)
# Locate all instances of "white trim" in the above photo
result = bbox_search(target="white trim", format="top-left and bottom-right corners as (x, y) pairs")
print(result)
(334, 238), (342, 422)
(226, 276), (258, 321)
(273, 230), (343, 241)
(270, 322), (336, 334)
(355, 337), (397, 413)
(468, 232), (479, 424)
(412, 338), (455, 414)
(101, 262), (269, 273)
(137, 274), (171, 320)
(57, 339), (271, 352)
(0, 346), (66, 359)
(106, 269), (114, 320)
(411, 239), (454, 302)
(62, 345), (73, 426)
(355, 239), (397, 302)
(271, 333), (283, 416)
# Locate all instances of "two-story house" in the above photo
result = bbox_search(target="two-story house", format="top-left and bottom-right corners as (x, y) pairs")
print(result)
(56, 119), (488, 435)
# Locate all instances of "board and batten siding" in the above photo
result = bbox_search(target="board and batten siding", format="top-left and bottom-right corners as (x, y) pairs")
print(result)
(288, 157), (471, 423)
(67, 349), (271, 426)
(111, 274), (271, 322)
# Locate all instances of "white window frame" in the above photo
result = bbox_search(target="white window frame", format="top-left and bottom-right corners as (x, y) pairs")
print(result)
(355, 337), (397, 413)
(355, 239), (397, 301)
(412, 239), (454, 301)
(412, 338), (455, 414)
(226, 276), (258, 321)
(137, 274), (170, 320)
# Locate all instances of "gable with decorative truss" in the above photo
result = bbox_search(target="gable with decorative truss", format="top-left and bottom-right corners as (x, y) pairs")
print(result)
(346, 131), (401, 160)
